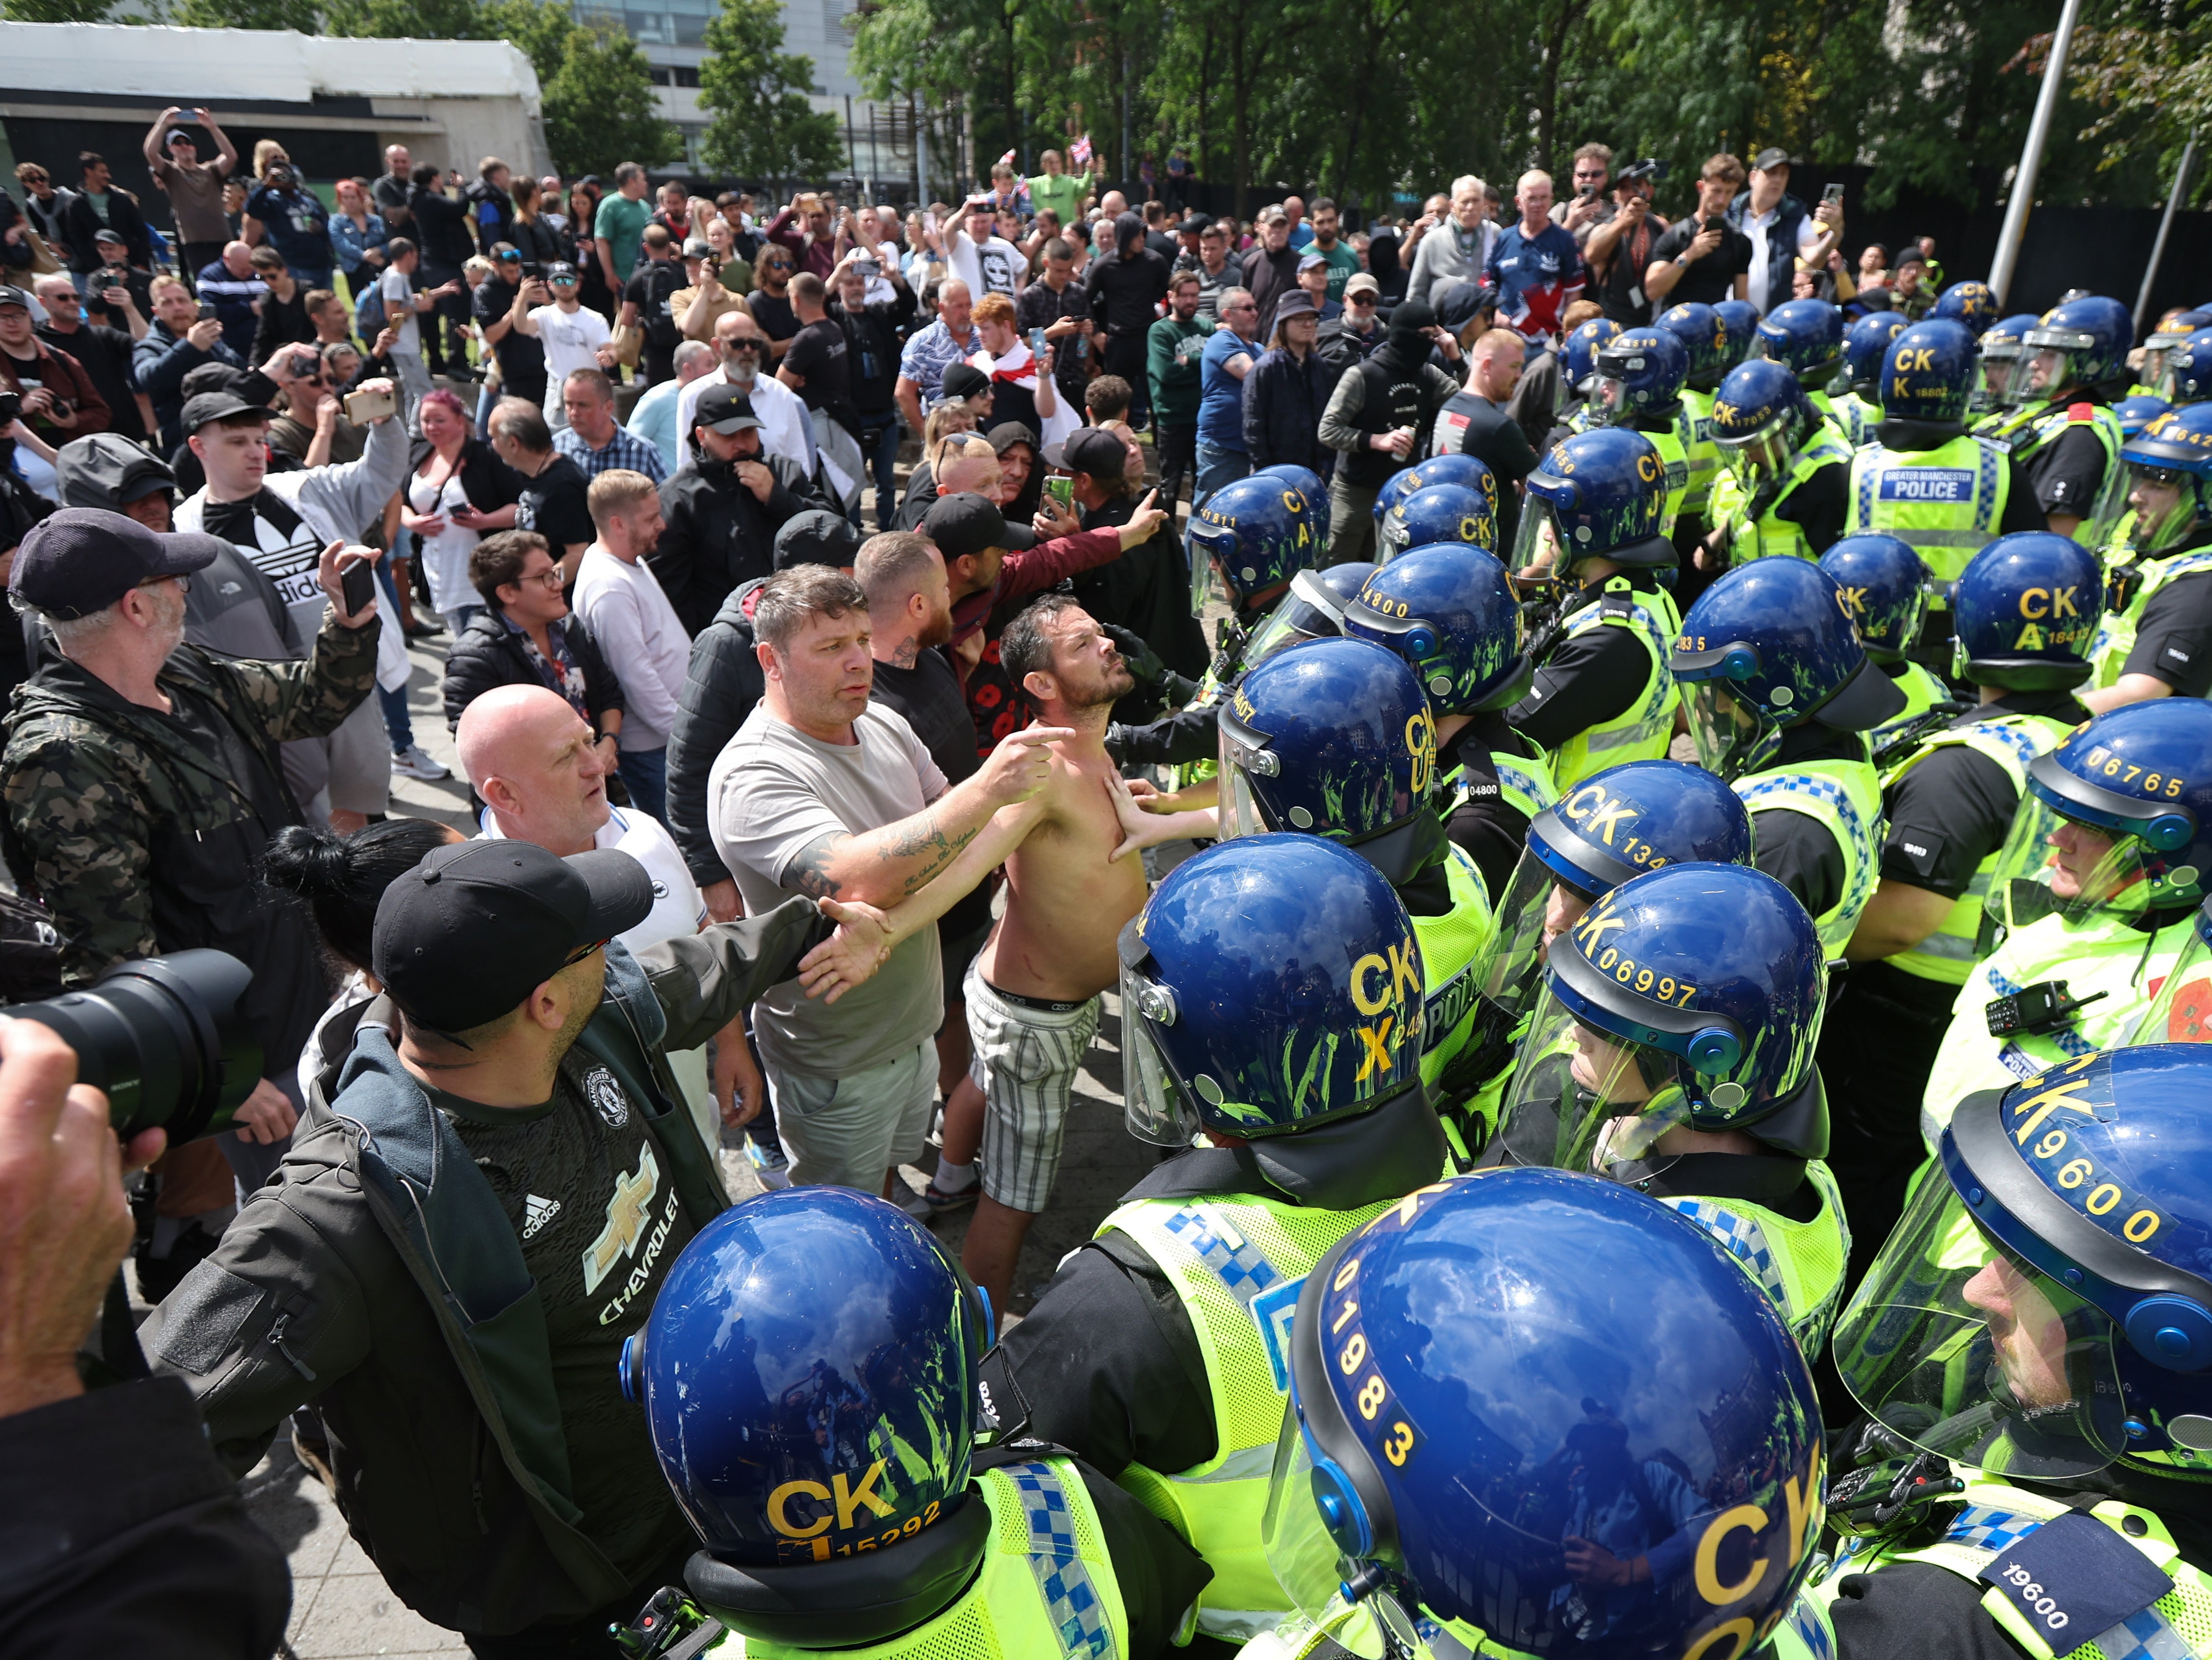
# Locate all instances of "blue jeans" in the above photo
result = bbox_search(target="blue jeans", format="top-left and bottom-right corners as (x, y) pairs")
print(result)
(374, 560), (414, 752)
(857, 410), (902, 531)
(618, 747), (668, 824)
(1194, 441), (1251, 507)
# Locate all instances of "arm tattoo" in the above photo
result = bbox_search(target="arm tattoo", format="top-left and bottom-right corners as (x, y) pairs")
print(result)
(889, 809), (979, 896)
(786, 831), (847, 900)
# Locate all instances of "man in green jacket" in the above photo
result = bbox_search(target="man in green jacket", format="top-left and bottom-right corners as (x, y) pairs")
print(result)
(1147, 268), (1208, 509)
(137, 840), (889, 1654)
(1027, 148), (1093, 228)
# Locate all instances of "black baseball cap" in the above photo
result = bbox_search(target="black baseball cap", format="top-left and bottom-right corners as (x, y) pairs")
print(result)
(546, 261), (579, 282)
(1177, 214), (1211, 235)
(180, 390), (274, 432)
(939, 362), (992, 403)
(695, 383), (762, 434)
(0, 286), (30, 313)
(373, 840), (654, 1031)
(774, 509), (863, 570)
(922, 492), (1013, 562)
(10, 508), (220, 619)
(1751, 147), (1798, 173)
(1044, 426), (1128, 480)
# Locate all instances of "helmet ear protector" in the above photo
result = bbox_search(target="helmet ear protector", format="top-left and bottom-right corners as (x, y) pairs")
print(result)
(1949, 1089), (2212, 1372)
(1549, 936), (1747, 1076)
(1287, 1233), (1400, 1566)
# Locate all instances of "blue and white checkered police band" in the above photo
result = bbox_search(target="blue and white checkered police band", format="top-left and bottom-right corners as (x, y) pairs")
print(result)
(1006, 1462), (1117, 1660)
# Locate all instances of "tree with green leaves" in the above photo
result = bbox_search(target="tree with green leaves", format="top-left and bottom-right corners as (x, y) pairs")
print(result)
(698, 0), (847, 180)
(0, 0), (118, 21)
(542, 22), (681, 177)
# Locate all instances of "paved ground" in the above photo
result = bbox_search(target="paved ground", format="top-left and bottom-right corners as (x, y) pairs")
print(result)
(245, 445), (1208, 1656)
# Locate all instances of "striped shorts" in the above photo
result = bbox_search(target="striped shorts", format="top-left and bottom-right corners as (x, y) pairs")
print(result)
(964, 958), (1102, 1214)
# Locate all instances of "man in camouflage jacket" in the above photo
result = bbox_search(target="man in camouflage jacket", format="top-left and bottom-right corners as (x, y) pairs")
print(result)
(2, 509), (380, 1179)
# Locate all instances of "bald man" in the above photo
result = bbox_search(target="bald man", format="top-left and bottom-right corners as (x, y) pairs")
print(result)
(457, 685), (764, 1152)
(676, 307), (816, 475)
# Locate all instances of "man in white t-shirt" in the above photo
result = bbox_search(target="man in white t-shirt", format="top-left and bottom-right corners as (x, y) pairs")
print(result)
(571, 469), (689, 825)
(946, 196), (1026, 303)
(508, 260), (615, 428)
(1733, 147), (1844, 315)
(456, 682), (760, 1157)
(709, 565), (1066, 1193)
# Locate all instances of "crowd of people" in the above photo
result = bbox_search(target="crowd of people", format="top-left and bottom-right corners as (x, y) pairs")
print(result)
(3, 110), (2212, 1660)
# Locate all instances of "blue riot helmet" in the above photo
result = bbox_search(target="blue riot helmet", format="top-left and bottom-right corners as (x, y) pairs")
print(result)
(1836, 1045), (2212, 1479)
(1372, 464), (1425, 526)
(2109, 401), (2212, 556)
(1949, 532), (2100, 691)
(1217, 636), (1441, 884)
(1262, 1172), (1824, 1659)
(1255, 461), (1329, 551)
(1500, 862), (1830, 1175)
(627, 1188), (993, 1644)
(1510, 427), (1676, 582)
(1370, 453), (1499, 525)
(1878, 317), (1978, 424)
(2167, 334), (2212, 407)
(1584, 326), (1689, 428)
(1118, 835), (1448, 1190)
(2007, 293), (2135, 409)
(1474, 761), (1756, 1046)
(1187, 472), (1316, 615)
(1713, 298), (1761, 375)
(1671, 557), (1907, 779)
(1844, 310), (1910, 398)
(1376, 480), (1496, 563)
(1931, 279), (2000, 336)
(1985, 699), (2212, 941)
(1563, 314), (1624, 396)
(1976, 312), (2043, 409)
(2116, 393), (2173, 441)
(1818, 534), (1929, 664)
(1236, 561), (1375, 673)
(1656, 301), (1728, 389)
(1755, 297), (1844, 386)
(2138, 313), (2203, 401)
(1342, 544), (1529, 713)
(1711, 358), (1816, 486)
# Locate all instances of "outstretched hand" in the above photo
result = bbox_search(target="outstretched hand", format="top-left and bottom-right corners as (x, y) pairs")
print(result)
(797, 895), (895, 1004)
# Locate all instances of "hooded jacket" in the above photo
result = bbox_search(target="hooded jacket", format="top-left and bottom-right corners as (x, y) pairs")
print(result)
(1087, 214), (1172, 341)
(651, 439), (821, 636)
(441, 605), (626, 734)
(137, 909), (828, 1637)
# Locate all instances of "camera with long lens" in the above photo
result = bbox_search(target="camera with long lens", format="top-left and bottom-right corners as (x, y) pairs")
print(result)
(9, 950), (260, 1143)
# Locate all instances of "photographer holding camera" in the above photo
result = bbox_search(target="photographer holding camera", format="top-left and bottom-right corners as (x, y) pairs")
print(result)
(0, 1014), (291, 1657)
(1, 509), (382, 1204)
(1585, 158), (1670, 327)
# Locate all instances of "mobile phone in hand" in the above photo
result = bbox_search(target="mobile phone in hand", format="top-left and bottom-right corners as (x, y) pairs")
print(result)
(1045, 475), (1074, 512)
(339, 555), (376, 616)
(1823, 182), (1846, 205)
(1029, 326), (1046, 356)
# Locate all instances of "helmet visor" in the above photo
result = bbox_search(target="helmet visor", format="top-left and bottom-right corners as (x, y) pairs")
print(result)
(1260, 1406), (1431, 1654)
(1509, 498), (1565, 581)
(1585, 374), (1630, 427)
(2120, 464), (2203, 557)
(1831, 1169), (2126, 1478)
(1715, 410), (1794, 483)
(1117, 957), (1200, 1146)
(1242, 571), (1347, 670)
(1984, 786), (2195, 942)
(2004, 343), (2075, 411)
(1376, 510), (1415, 565)
(1216, 714), (1277, 841)
(1682, 678), (1780, 781)
(1189, 536), (1225, 618)
(1497, 980), (1695, 1179)
(1474, 847), (1592, 1030)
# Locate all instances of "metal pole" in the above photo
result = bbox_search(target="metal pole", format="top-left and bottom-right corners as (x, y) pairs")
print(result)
(1989, 0), (2083, 306)
(2135, 133), (2199, 332)
(914, 94), (929, 207)
(1120, 50), (1132, 195)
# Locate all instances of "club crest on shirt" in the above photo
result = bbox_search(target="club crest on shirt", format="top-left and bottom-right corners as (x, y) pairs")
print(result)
(586, 1066), (629, 1128)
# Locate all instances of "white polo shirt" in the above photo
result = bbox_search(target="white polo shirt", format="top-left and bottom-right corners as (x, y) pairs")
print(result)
(478, 804), (705, 952)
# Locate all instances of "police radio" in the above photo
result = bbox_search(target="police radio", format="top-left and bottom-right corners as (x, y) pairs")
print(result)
(1985, 978), (2109, 1039)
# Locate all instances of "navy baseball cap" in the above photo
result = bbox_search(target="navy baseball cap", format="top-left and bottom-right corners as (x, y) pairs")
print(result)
(774, 510), (863, 571)
(373, 840), (654, 1032)
(9, 509), (220, 619)
(1044, 426), (1128, 479)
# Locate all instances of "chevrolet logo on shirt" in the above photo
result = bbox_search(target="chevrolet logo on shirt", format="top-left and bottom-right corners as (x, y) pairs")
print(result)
(583, 1142), (660, 1296)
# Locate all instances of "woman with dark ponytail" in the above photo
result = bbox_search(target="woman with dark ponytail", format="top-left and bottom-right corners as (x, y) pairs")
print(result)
(264, 817), (462, 1099)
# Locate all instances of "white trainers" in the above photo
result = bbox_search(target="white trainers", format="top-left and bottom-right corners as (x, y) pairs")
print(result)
(391, 745), (450, 781)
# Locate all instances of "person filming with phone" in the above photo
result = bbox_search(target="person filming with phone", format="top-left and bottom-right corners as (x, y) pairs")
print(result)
(1643, 152), (1755, 308)
(1729, 146), (1845, 315)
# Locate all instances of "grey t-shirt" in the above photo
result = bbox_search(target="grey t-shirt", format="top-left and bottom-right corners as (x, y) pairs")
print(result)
(709, 701), (948, 1076)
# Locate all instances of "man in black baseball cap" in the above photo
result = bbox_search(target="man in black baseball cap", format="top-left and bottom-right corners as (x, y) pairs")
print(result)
(656, 376), (819, 635)
(138, 829), (897, 1650)
(772, 507), (863, 572)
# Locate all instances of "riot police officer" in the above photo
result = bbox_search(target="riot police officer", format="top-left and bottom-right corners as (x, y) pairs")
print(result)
(1340, 543), (1550, 897)
(623, 1186), (1213, 1657)
(1670, 556), (1901, 955)
(1581, 324), (1694, 533)
(2161, 331), (2212, 412)
(1367, 452), (1497, 537)
(2116, 393), (2175, 443)
(2083, 402), (2212, 715)
(1782, 1045), (2212, 1660)
(1818, 533), (1952, 756)
(1496, 861), (1853, 1355)
(1756, 295), (1847, 422)
(2131, 305), (2204, 399)
(1546, 313), (1625, 443)
(984, 833), (1450, 1647)
(1714, 297), (1761, 376)
(1847, 317), (2045, 658)
(1973, 310), (2042, 414)
(1246, 1171), (1824, 1660)
(1701, 357), (1856, 567)
(1821, 532), (2098, 1277)
(1374, 478), (1496, 564)
(1656, 300), (1730, 530)
(1454, 758), (1754, 1165)
(1980, 294), (2134, 540)
(1929, 277), (1999, 337)
(1505, 427), (1684, 790)
(1918, 698), (2212, 1136)
(1254, 460), (1329, 551)
(1831, 310), (1909, 448)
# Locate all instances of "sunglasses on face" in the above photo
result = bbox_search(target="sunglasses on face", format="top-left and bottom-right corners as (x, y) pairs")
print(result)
(549, 276), (577, 286)
(562, 938), (609, 968)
